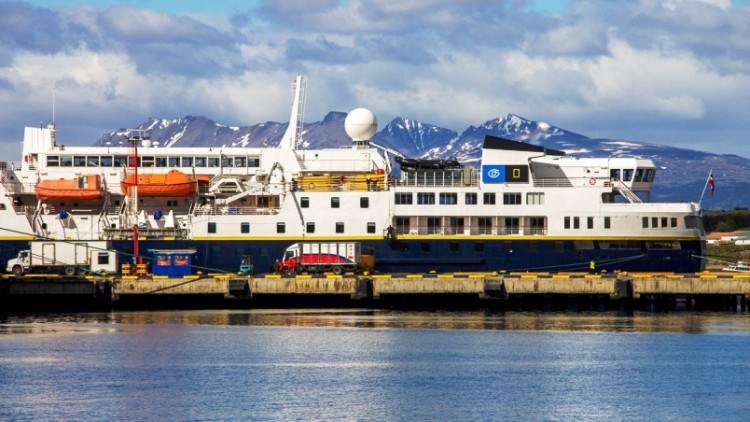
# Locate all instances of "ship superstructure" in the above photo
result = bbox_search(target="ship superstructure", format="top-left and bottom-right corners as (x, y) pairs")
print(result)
(0, 76), (706, 274)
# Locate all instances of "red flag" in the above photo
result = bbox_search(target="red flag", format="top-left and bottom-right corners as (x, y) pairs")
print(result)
(708, 172), (715, 197)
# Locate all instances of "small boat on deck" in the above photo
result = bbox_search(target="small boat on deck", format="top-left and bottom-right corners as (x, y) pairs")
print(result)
(35, 175), (104, 202)
(121, 169), (197, 197)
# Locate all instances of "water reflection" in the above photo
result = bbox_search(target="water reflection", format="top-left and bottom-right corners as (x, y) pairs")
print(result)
(2, 309), (749, 335)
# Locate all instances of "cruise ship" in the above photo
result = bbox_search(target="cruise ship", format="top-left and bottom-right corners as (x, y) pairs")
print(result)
(0, 76), (707, 274)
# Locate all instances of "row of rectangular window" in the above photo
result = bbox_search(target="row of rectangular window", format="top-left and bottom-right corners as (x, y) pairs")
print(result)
(564, 216), (679, 230)
(46, 155), (261, 168)
(396, 192), (542, 205)
(208, 221), (378, 234)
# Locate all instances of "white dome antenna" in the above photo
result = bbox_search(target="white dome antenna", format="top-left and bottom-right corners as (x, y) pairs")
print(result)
(345, 108), (377, 149)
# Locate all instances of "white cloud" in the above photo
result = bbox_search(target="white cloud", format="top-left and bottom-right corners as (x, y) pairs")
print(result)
(0, 0), (749, 162)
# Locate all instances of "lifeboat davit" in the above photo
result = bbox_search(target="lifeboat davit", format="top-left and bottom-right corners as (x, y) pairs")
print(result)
(35, 175), (104, 202)
(121, 169), (197, 197)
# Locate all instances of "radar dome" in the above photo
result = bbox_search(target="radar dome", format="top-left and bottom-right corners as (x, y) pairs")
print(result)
(345, 108), (378, 141)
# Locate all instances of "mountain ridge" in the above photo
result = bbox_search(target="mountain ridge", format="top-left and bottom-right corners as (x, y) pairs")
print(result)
(96, 112), (750, 210)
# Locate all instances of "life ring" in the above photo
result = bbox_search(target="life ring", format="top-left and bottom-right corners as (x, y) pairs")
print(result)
(589, 178), (596, 185)
(308, 183), (315, 190)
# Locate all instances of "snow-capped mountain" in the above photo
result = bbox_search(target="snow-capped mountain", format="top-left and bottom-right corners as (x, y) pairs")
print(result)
(96, 113), (750, 210)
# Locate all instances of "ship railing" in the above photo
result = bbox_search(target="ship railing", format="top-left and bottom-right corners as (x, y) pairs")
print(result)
(103, 227), (188, 240)
(393, 225), (548, 236)
(396, 173), (479, 188)
(533, 177), (573, 188)
(193, 206), (280, 216)
(301, 158), (373, 173)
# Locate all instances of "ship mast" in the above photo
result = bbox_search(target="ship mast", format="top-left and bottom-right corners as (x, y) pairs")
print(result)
(127, 129), (148, 265)
(278, 75), (307, 150)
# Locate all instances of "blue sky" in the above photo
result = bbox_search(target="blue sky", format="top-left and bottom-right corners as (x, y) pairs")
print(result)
(1, 0), (749, 161)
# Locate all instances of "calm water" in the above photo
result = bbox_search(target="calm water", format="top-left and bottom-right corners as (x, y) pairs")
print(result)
(2, 310), (750, 421)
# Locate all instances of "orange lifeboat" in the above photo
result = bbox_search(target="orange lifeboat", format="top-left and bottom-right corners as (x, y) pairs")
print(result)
(36, 175), (104, 202)
(121, 169), (197, 197)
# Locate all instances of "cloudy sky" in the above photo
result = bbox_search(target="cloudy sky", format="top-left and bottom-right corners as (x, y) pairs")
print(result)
(1, 0), (749, 162)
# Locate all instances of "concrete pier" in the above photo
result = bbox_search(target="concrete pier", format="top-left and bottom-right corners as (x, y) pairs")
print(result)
(2, 271), (750, 310)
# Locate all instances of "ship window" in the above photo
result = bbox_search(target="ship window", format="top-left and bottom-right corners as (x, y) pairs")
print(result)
(652, 217), (658, 228)
(527, 192), (544, 205)
(168, 157), (179, 167)
(208, 222), (217, 233)
(475, 242), (484, 252)
(671, 217), (677, 228)
(240, 222), (249, 233)
(587, 217), (594, 229)
(47, 156), (60, 167)
(96, 252), (110, 265)
(465, 193), (477, 205)
(421, 242), (430, 252)
(395, 193), (413, 205)
(427, 217), (441, 234)
(395, 217), (410, 234)
(221, 156), (232, 167)
(367, 222), (376, 233)
(564, 216), (571, 229)
(417, 192), (435, 205)
(60, 156), (73, 167)
(182, 157), (193, 167)
(101, 156), (113, 167)
(301, 197), (309, 208)
(644, 169), (654, 182)
(88, 156), (100, 167)
(276, 222), (285, 233)
(661, 217), (668, 228)
(477, 217), (492, 234)
(195, 157), (206, 167)
(155, 157), (167, 167)
(450, 242), (459, 253)
(73, 156), (86, 166)
(573, 217), (580, 229)
(610, 169), (621, 180)
(505, 217), (519, 234)
(208, 157), (220, 167)
(114, 156), (127, 167)
(331, 197), (340, 208)
(360, 197), (369, 208)
(642, 217), (649, 228)
(604, 217), (611, 229)
(623, 169), (634, 181)
(600, 240), (641, 249)
(483, 192), (496, 205)
(141, 156), (155, 167)
(336, 222), (344, 233)
(574, 240), (594, 249)
(449, 217), (464, 234)
(439, 193), (457, 205)
(503, 193), (521, 205)
(235, 157), (246, 167)
(248, 158), (260, 167)
(634, 169), (645, 182)
(306, 222), (315, 233)
(400, 242), (409, 252)
(529, 217), (545, 234)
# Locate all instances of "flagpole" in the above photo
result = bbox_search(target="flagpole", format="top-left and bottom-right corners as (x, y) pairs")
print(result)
(698, 169), (712, 204)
